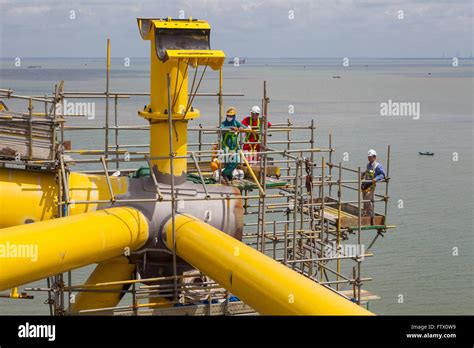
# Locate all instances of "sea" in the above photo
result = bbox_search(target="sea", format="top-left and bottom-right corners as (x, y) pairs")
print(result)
(0, 57), (472, 315)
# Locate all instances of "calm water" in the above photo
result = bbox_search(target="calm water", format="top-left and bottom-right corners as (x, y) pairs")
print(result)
(0, 57), (472, 315)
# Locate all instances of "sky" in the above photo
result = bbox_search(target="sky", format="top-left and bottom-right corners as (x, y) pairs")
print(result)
(0, 0), (472, 58)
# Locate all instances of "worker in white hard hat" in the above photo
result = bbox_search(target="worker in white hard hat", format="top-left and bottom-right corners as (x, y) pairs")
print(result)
(241, 105), (272, 159)
(361, 149), (386, 218)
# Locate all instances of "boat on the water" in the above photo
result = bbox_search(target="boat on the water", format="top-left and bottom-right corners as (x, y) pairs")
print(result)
(419, 152), (434, 156)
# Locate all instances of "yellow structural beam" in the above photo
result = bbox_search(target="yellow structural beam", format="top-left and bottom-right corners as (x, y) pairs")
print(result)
(0, 207), (148, 291)
(70, 256), (135, 313)
(163, 214), (373, 315)
(0, 168), (128, 228)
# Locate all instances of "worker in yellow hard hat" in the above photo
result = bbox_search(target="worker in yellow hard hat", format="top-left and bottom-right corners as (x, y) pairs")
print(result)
(219, 107), (250, 181)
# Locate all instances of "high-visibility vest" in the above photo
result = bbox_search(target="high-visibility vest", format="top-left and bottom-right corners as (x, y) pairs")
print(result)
(364, 162), (379, 190)
(222, 129), (238, 150)
(245, 117), (260, 144)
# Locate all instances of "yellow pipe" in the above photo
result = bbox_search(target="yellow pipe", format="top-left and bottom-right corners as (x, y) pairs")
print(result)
(0, 168), (57, 227)
(0, 207), (148, 291)
(163, 214), (372, 315)
(70, 256), (135, 313)
(68, 172), (128, 212)
(106, 38), (110, 69)
(0, 168), (128, 228)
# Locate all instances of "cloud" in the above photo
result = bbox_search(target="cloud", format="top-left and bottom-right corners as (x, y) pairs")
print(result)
(0, 0), (472, 58)
(7, 4), (51, 16)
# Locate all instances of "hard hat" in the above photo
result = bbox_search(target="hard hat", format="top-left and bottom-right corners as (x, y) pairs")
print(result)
(210, 158), (220, 172)
(368, 149), (377, 157)
(251, 105), (261, 114)
(226, 107), (237, 116)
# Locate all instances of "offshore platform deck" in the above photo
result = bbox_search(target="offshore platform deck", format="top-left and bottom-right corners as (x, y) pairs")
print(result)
(0, 17), (394, 316)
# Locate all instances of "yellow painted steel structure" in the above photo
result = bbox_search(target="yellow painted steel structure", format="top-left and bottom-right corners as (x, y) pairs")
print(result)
(0, 207), (148, 291)
(137, 18), (225, 180)
(0, 168), (57, 227)
(163, 214), (373, 315)
(0, 168), (128, 228)
(70, 256), (135, 313)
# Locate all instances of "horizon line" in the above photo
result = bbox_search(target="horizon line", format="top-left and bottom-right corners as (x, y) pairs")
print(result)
(1, 56), (472, 60)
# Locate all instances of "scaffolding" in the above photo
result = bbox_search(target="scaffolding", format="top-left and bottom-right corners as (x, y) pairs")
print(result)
(0, 70), (394, 315)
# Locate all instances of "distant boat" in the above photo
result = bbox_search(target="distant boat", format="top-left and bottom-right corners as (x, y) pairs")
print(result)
(228, 58), (246, 64)
(332, 75), (341, 79)
(27, 65), (42, 69)
(418, 152), (434, 156)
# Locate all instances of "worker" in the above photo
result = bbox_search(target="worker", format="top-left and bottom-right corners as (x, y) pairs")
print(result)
(220, 107), (249, 181)
(241, 105), (272, 161)
(361, 149), (386, 218)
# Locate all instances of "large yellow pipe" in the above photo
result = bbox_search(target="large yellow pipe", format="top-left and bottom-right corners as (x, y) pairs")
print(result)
(0, 168), (128, 228)
(0, 207), (148, 291)
(70, 256), (135, 313)
(163, 214), (372, 315)
(0, 168), (57, 227)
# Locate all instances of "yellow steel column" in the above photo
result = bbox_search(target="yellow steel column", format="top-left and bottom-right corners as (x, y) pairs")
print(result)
(137, 18), (224, 183)
(149, 119), (188, 183)
(163, 214), (373, 315)
(149, 39), (189, 116)
(140, 29), (195, 183)
(0, 207), (149, 291)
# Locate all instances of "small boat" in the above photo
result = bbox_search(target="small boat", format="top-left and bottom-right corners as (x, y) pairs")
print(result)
(228, 58), (246, 64)
(418, 152), (434, 156)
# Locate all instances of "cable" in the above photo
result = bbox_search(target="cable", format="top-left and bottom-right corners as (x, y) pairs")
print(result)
(183, 58), (209, 119)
